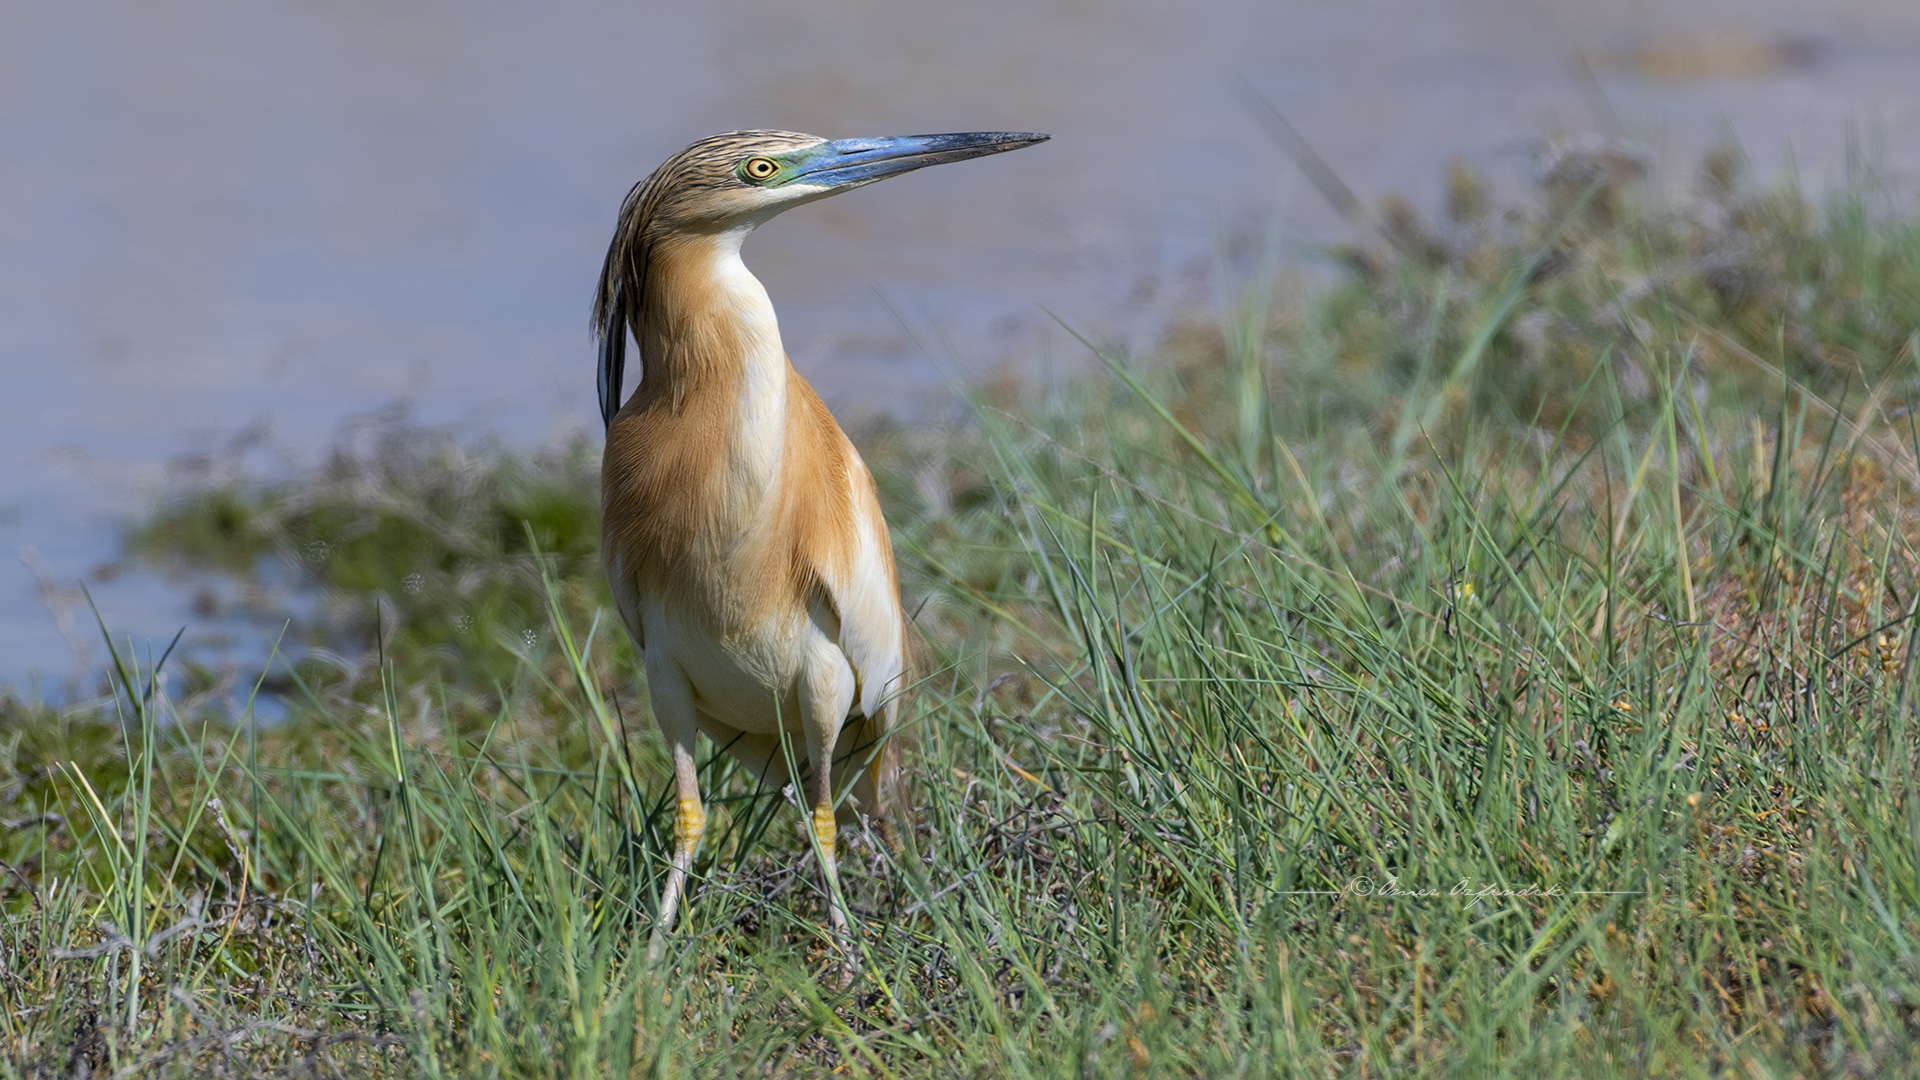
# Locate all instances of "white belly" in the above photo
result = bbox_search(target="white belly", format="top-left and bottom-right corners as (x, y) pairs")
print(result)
(635, 596), (849, 737)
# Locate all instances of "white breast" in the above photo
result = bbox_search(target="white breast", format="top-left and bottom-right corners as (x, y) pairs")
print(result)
(711, 238), (788, 500)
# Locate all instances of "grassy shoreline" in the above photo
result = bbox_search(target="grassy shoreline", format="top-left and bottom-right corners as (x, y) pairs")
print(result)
(9, 149), (1920, 1076)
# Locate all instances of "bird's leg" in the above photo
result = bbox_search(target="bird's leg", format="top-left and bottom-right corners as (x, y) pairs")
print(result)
(803, 724), (857, 980)
(799, 647), (859, 976)
(803, 747), (848, 932)
(646, 667), (705, 960)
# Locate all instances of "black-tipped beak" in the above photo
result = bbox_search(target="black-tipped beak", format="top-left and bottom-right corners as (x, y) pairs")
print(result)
(797, 132), (1049, 188)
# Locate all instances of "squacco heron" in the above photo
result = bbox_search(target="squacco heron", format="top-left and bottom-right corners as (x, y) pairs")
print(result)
(592, 129), (1047, 955)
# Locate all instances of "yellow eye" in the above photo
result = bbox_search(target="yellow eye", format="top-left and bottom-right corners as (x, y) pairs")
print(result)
(742, 157), (780, 181)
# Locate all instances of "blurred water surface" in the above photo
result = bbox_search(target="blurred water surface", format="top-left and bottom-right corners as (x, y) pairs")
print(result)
(4, 0), (1919, 691)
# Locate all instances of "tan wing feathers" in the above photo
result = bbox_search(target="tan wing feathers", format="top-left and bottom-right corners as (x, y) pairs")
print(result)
(786, 374), (908, 723)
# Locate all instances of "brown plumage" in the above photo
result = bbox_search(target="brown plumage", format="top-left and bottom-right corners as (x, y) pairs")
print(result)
(592, 128), (1045, 962)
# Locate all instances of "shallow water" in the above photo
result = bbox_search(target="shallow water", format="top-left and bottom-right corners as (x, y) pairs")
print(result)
(5, 0), (1919, 692)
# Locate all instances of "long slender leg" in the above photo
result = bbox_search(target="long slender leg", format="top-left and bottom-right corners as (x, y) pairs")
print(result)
(797, 640), (859, 962)
(646, 661), (704, 958)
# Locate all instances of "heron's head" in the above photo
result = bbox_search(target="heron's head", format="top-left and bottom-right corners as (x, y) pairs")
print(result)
(629, 129), (1050, 233)
(593, 128), (1047, 430)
